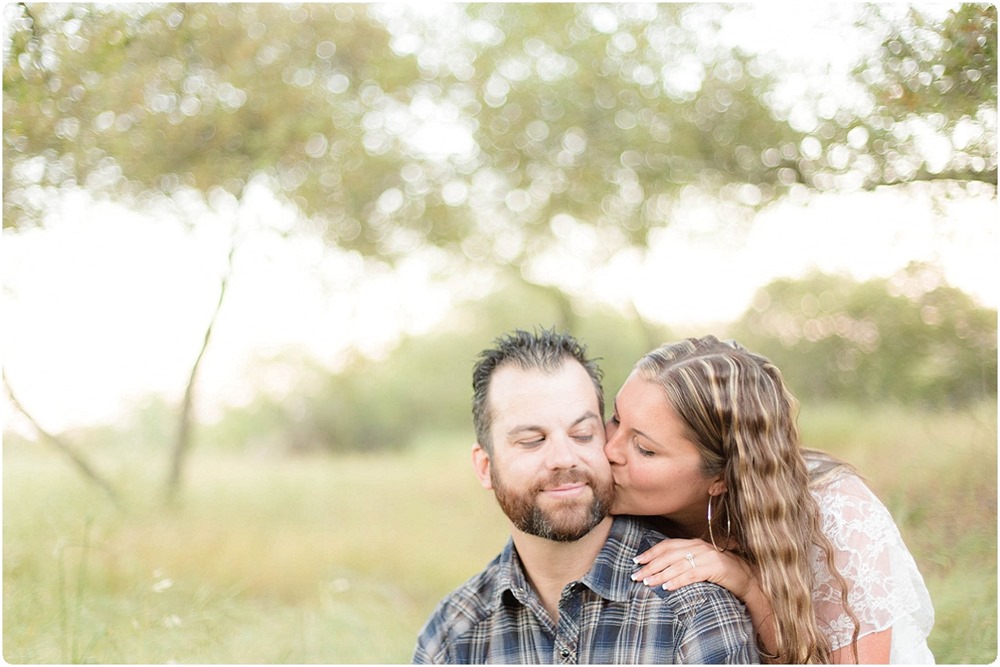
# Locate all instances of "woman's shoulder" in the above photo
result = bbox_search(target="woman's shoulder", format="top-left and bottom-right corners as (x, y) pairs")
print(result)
(804, 449), (861, 490)
(803, 450), (894, 529)
(808, 466), (878, 512)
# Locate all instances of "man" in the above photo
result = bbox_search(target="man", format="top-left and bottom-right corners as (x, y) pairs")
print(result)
(413, 329), (758, 664)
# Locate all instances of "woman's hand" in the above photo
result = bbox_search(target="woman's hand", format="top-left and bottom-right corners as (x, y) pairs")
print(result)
(636, 538), (781, 660)
(631, 538), (756, 602)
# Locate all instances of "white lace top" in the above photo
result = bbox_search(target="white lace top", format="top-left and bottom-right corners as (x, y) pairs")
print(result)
(809, 466), (936, 663)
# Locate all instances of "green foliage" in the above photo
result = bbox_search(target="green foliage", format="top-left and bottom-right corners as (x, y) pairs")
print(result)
(5, 3), (996, 262)
(194, 265), (997, 455)
(2, 3), (465, 257)
(452, 3), (795, 251)
(4, 403), (996, 663)
(858, 4), (997, 121)
(843, 4), (998, 187)
(14, 265), (990, 459)
(203, 275), (671, 455)
(731, 262), (997, 406)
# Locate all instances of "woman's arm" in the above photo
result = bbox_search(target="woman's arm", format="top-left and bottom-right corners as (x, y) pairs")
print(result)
(831, 628), (892, 663)
(812, 471), (930, 664)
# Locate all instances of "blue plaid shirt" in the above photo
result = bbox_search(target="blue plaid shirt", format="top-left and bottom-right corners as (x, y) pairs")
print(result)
(413, 516), (758, 664)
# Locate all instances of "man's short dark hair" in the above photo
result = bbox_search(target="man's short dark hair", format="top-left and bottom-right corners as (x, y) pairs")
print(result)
(471, 328), (604, 453)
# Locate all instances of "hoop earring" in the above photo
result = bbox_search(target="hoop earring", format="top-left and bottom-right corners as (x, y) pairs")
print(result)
(707, 493), (732, 553)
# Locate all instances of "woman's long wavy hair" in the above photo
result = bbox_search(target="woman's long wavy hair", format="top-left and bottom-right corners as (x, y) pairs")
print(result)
(635, 336), (859, 663)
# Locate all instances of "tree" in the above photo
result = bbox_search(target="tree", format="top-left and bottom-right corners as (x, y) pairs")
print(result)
(4, 2), (996, 493)
(731, 263), (998, 406)
(7, 4), (995, 236)
(843, 4), (997, 188)
(369, 3), (999, 328)
(4, 3), (440, 501)
(429, 3), (996, 248)
(3, 4), (453, 247)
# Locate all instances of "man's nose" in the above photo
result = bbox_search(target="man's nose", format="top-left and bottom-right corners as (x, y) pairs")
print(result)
(545, 432), (578, 469)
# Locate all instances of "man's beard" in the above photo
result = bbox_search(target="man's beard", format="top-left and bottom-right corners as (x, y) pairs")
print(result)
(491, 468), (614, 542)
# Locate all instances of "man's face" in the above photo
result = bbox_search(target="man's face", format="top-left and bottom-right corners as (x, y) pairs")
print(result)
(473, 360), (614, 542)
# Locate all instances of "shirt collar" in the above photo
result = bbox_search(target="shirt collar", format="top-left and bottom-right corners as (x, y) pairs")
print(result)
(490, 537), (533, 611)
(490, 516), (663, 609)
(580, 516), (661, 602)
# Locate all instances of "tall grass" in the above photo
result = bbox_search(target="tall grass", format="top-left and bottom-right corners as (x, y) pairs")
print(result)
(3, 402), (996, 663)
(799, 400), (997, 664)
(3, 434), (509, 663)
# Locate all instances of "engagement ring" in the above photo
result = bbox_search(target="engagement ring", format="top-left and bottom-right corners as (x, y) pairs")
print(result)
(685, 553), (696, 569)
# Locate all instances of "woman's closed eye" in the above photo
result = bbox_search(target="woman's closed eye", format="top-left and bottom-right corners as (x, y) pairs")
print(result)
(633, 438), (655, 457)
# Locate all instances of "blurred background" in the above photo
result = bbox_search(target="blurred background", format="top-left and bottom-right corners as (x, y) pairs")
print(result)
(3, 3), (996, 663)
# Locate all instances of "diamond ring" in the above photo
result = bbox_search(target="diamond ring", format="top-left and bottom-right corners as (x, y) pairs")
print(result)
(685, 553), (696, 569)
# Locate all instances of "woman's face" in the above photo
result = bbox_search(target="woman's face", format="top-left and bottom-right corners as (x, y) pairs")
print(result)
(604, 371), (722, 529)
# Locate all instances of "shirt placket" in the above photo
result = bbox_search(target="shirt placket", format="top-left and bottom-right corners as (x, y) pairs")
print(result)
(554, 583), (583, 664)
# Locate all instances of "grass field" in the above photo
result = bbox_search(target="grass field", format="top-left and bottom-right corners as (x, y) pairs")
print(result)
(3, 401), (997, 663)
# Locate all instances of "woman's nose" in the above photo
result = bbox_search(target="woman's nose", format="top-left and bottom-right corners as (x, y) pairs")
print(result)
(604, 422), (624, 464)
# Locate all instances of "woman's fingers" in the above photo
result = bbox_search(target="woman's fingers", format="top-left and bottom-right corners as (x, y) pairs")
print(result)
(633, 539), (707, 576)
(632, 559), (705, 589)
(659, 556), (713, 591)
(634, 537), (706, 565)
(633, 543), (755, 601)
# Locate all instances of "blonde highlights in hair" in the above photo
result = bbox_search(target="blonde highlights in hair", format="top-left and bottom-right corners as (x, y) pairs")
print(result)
(636, 336), (858, 663)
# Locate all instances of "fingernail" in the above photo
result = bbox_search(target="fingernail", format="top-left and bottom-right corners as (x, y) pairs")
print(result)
(630, 573), (639, 581)
(632, 556), (641, 565)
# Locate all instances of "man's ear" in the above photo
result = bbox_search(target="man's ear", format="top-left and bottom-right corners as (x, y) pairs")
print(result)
(472, 443), (493, 490)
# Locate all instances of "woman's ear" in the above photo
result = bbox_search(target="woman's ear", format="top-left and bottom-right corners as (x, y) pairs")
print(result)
(471, 443), (493, 490)
(708, 478), (727, 497)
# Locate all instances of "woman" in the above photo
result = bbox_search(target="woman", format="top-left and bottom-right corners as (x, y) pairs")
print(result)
(604, 336), (934, 663)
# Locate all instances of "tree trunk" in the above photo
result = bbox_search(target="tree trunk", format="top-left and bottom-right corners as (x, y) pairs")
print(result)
(164, 237), (237, 505)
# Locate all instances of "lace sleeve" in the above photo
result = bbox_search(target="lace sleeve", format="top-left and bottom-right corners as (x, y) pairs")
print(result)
(809, 472), (935, 656)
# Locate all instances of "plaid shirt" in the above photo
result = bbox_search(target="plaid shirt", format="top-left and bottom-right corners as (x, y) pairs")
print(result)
(413, 516), (758, 664)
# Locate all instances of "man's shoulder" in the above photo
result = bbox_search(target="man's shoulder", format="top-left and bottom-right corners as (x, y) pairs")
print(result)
(652, 578), (746, 616)
(423, 553), (505, 626)
(597, 518), (757, 663)
(413, 551), (509, 662)
(616, 517), (749, 617)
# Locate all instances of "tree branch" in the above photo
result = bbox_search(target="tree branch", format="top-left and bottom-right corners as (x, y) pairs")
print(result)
(3, 369), (122, 509)
(867, 169), (999, 191)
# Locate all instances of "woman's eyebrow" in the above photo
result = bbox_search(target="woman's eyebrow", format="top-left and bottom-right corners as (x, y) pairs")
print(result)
(613, 401), (663, 448)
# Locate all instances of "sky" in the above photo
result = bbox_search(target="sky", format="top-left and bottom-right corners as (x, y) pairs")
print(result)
(2, 182), (996, 434)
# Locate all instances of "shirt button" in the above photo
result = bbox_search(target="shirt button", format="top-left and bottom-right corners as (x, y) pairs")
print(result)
(561, 648), (570, 658)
